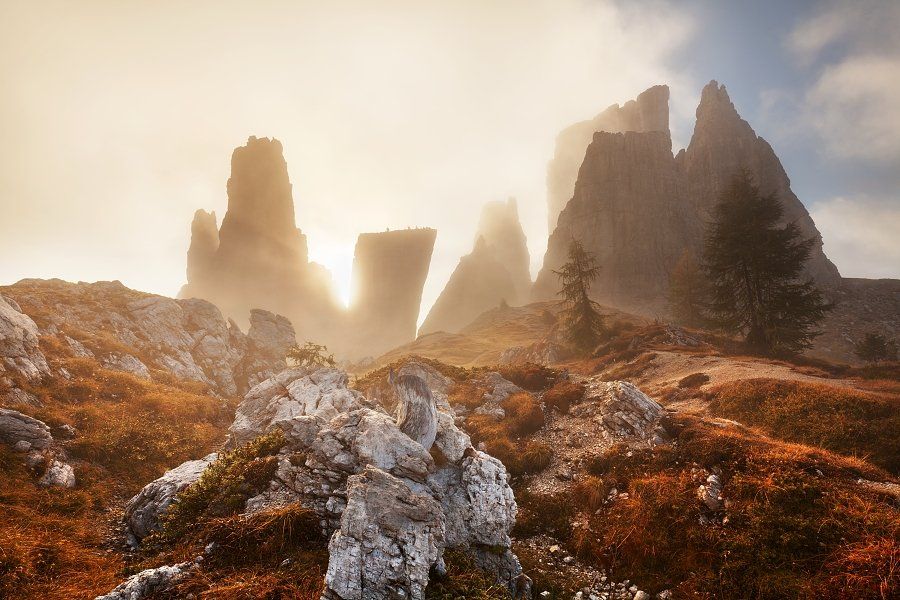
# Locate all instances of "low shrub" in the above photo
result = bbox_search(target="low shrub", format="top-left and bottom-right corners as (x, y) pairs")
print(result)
(677, 372), (710, 389)
(151, 430), (285, 545)
(498, 363), (559, 392)
(542, 381), (585, 413)
(500, 393), (545, 436)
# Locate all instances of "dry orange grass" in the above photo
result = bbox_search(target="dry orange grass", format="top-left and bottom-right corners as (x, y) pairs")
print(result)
(708, 378), (900, 474)
(556, 415), (900, 598)
(0, 348), (235, 600)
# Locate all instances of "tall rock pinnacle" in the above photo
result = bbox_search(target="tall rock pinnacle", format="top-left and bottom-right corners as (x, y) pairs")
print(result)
(420, 198), (531, 336)
(347, 228), (437, 358)
(546, 85), (669, 232)
(180, 136), (342, 346)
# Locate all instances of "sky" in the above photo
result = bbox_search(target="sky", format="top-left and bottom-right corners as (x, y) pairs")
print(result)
(1, 0), (898, 323)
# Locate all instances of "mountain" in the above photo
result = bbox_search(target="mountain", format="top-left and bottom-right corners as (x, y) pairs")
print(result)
(534, 81), (841, 316)
(546, 85), (669, 233)
(180, 136), (436, 359)
(419, 199), (531, 336)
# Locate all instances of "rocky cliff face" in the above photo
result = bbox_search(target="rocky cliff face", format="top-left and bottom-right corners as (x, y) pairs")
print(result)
(476, 198), (531, 300)
(534, 81), (842, 313)
(347, 228), (437, 358)
(180, 136), (343, 347)
(546, 85), (669, 232)
(678, 82), (840, 285)
(420, 199), (531, 336)
(0, 279), (295, 398)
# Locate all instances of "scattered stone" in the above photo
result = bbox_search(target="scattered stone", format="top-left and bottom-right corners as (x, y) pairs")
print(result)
(39, 459), (76, 488)
(94, 561), (194, 600)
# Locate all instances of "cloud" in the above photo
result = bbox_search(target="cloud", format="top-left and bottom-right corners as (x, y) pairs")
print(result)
(0, 0), (697, 324)
(787, 2), (900, 162)
(812, 196), (900, 279)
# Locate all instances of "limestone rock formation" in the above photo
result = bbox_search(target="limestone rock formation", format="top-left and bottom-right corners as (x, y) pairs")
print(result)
(323, 466), (445, 600)
(180, 137), (441, 361)
(124, 453), (218, 541)
(421, 199), (531, 337)
(678, 81), (840, 285)
(420, 238), (518, 336)
(184, 209), (219, 289)
(347, 228), (437, 358)
(180, 136), (343, 347)
(534, 81), (841, 314)
(546, 85), (669, 232)
(2, 279), (295, 397)
(122, 365), (528, 597)
(476, 198), (532, 300)
(0, 294), (49, 382)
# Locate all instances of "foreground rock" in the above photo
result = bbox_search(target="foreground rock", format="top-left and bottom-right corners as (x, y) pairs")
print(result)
(0, 408), (52, 450)
(124, 453), (218, 541)
(122, 366), (530, 599)
(0, 294), (50, 382)
(94, 561), (195, 600)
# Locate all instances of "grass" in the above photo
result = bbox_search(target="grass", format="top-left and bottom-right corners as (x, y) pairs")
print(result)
(462, 392), (551, 476)
(425, 549), (510, 599)
(542, 380), (585, 413)
(498, 363), (559, 392)
(0, 343), (236, 600)
(707, 378), (900, 474)
(543, 415), (899, 598)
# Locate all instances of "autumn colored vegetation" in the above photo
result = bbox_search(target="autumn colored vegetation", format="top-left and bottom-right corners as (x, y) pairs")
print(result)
(708, 378), (900, 474)
(516, 414), (899, 599)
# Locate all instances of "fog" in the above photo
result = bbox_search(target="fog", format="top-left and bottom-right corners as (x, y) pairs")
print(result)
(0, 0), (695, 322)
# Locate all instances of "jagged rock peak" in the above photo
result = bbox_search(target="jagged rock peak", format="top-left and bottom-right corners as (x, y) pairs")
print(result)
(476, 197), (531, 299)
(185, 209), (218, 287)
(546, 84), (669, 232)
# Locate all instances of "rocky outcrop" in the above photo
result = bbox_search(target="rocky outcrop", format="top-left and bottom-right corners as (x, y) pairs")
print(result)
(124, 366), (527, 597)
(0, 294), (49, 382)
(546, 85), (669, 232)
(38, 459), (76, 488)
(347, 228), (437, 358)
(0, 408), (52, 450)
(180, 136), (344, 347)
(124, 453), (218, 541)
(2, 279), (295, 397)
(323, 466), (445, 600)
(420, 199), (531, 336)
(227, 367), (367, 448)
(534, 81), (842, 316)
(576, 379), (667, 442)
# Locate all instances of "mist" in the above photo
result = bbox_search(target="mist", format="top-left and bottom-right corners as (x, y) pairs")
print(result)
(0, 0), (696, 323)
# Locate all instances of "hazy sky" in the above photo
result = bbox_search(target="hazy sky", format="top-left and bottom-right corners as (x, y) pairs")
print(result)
(1, 0), (898, 323)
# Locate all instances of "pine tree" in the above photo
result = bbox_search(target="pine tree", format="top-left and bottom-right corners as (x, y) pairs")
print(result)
(702, 171), (830, 355)
(554, 239), (605, 352)
(854, 333), (898, 364)
(668, 249), (708, 328)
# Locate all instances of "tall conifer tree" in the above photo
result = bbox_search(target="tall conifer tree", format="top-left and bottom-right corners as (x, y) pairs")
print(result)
(554, 239), (605, 352)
